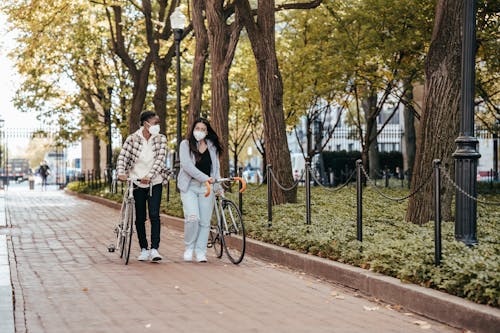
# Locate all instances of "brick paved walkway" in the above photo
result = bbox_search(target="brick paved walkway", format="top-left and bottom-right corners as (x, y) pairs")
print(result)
(1, 186), (459, 333)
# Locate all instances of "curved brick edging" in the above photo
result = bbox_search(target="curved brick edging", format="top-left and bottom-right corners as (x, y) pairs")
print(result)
(68, 190), (500, 333)
(0, 193), (15, 333)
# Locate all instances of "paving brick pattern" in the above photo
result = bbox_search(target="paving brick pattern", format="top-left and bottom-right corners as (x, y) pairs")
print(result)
(2, 187), (459, 333)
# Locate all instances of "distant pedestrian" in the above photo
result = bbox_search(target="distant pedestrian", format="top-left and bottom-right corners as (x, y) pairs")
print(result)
(178, 117), (222, 263)
(38, 161), (50, 190)
(293, 169), (300, 182)
(116, 111), (168, 262)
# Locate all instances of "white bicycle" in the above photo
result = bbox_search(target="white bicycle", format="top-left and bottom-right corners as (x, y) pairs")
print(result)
(108, 179), (137, 265)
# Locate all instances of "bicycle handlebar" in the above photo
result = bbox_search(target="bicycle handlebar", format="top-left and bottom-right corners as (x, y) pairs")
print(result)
(204, 177), (247, 197)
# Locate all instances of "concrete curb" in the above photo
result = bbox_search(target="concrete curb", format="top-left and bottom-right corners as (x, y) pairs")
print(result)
(0, 193), (15, 333)
(68, 190), (500, 333)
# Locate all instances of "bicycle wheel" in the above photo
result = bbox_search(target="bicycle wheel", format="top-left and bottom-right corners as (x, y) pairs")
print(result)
(209, 226), (223, 258)
(220, 199), (245, 264)
(122, 199), (135, 265)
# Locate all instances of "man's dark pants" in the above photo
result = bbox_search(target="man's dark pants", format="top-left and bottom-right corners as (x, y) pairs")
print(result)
(133, 184), (163, 250)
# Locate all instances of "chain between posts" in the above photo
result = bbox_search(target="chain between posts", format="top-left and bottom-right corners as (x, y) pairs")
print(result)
(268, 168), (304, 191)
(360, 165), (433, 202)
(441, 167), (500, 206)
(309, 168), (356, 193)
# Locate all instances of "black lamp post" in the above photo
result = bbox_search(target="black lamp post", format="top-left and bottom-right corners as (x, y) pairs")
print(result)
(105, 86), (113, 186)
(493, 119), (499, 181)
(170, 7), (186, 181)
(453, 0), (480, 246)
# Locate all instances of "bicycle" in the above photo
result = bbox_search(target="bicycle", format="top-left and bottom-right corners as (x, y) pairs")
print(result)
(204, 177), (247, 264)
(107, 179), (138, 265)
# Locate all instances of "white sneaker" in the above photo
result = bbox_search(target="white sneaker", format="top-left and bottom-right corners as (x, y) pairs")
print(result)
(150, 248), (163, 262)
(196, 253), (207, 263)
(183, 249), (193, 262)
(137, 248), (150, 261)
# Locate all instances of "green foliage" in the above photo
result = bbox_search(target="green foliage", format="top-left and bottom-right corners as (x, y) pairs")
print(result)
(69, 180), (500, 307)
(322, 150), (403, 176)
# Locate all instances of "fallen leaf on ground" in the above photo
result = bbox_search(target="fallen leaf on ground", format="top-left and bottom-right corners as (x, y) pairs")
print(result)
(335, 295), (345, 300)
(363, 306), (379, 311)
(413, 320), (432, 329)
(82, 288), (88, 292)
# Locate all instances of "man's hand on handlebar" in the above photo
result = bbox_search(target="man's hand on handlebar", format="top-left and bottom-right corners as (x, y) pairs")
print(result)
(117, 174), (127, 182)
(140, 177), (151, 185)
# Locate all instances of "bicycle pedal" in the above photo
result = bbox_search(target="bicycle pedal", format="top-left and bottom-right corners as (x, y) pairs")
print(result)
(107, 244), (116, 252)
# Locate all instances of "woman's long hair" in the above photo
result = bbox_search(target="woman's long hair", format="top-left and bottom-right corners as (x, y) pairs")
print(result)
(188, 117), (223, 161)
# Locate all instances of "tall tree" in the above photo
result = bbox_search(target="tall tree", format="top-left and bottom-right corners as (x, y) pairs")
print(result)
(104, 1), (154, 132)
(235, 0), (321, 204)
(187, 0), (209, 127)
(407, 0), (463, 224)
(206, 1), (243, 177)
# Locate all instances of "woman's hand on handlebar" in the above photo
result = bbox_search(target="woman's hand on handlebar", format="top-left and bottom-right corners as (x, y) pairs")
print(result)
(117, 174), (127, 182)
(207, 177), (214, 184)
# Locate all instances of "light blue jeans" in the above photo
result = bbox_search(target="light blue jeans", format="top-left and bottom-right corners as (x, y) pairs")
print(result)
(180, 180), (215, 257)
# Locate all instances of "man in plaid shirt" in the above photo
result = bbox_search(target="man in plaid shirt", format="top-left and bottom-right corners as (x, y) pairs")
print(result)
(117, 111), (168, 262)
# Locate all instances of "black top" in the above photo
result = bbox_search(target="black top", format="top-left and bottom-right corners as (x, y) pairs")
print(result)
(39, 165), (50, 178)
(195, 149), (212, 177)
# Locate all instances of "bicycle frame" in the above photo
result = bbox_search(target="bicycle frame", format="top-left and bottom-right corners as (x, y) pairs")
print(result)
(205, 177), (247, 264)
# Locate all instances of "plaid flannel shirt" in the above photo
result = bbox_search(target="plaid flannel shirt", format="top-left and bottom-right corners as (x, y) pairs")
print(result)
(116, 129), (168, 184)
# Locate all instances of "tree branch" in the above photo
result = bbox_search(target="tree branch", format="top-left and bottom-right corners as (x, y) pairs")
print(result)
(276, 0), (322, 11)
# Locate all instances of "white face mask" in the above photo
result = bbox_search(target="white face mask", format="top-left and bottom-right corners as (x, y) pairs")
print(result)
(148, 124), (160, 136)
(193, 130), (207, 141)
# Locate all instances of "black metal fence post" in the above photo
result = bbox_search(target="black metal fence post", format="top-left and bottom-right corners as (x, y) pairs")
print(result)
(305, 161), (311, 225)
(385, 167), (389, 187)
(356, 160), (363, 242)
(238, 166), (243, 214)
(267, 164), (272, 228)
(433, 160), (442, 266)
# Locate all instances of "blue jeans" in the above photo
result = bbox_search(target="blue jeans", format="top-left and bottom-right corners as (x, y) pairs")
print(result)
(180, 180), (215, 257)
(133, 184), (163, 250)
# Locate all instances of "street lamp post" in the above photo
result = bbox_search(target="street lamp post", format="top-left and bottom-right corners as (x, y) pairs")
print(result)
(105, 86), (113, 186)
(493, 119), (499, 181)
(170, 7), (186, 183)
(453, 0), (480, 246)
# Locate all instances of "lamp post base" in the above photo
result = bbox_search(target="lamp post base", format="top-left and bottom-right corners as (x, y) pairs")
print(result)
(453, 136), (480, 246)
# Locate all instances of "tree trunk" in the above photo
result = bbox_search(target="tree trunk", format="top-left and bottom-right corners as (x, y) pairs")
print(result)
(129, 65), (152, 133)
(153, 61), (169, 134)
(403, 81), (417, 178)
(93, 134), (101, 172)
(108, 5), (153, 134)
(236, 0), (296, 204)
(206, 0), (242, 178)
(406, 0), (462, 224)
(187, 0), (209, 128)
(362, 92), (379, 178)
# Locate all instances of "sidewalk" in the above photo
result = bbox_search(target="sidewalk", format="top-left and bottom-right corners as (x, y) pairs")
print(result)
(0, 185), (467, 332)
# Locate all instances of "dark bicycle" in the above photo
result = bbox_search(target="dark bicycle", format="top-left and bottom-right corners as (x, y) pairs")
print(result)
(205, 177), (247, 265)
